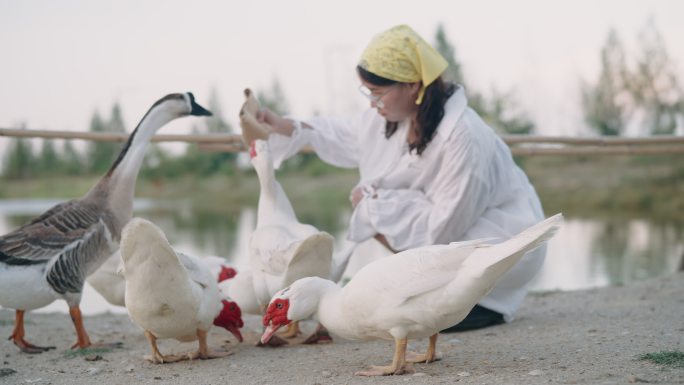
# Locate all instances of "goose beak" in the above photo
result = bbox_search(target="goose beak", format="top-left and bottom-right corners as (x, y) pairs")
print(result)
(191, 101), (212, 116)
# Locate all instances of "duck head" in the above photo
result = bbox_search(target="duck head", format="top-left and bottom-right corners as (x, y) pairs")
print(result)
(217, 266), (237, 283)
(214, 299), (244, 342)
(260, 277), (321, 344)
(261, 297), (291, 344)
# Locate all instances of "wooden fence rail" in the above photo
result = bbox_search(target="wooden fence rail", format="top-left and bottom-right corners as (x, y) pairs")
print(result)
(2, 128), (684, 156)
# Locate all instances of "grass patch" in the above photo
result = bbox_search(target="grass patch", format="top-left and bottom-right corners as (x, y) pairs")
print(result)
(0, 319), (14, 326)
(520, 154), (684, 220)
(63, 346), (120, 359)
(0, 318), (34, 326)
(2, 154), (683, 220)
(639, 351), (684, 368)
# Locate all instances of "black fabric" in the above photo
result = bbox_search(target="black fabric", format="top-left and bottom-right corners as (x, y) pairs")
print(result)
(440, 305), (505, 333)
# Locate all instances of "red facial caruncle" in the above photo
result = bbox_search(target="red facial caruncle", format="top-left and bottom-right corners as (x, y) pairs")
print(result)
(262, 298), (290, 328)
(213, 299), (244, 342)
(260, 298), (291, 344)
(217, 266), (237, 283)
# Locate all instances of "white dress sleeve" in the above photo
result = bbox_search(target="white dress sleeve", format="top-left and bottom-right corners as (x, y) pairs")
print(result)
(268, 114), (361, 169)
(349, 132), (490, 251)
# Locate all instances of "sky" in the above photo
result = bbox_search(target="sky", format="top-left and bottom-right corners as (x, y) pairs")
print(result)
(1, 0), (683, 157)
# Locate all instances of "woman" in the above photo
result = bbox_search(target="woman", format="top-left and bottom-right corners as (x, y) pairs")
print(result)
(244, 25), (546, 331)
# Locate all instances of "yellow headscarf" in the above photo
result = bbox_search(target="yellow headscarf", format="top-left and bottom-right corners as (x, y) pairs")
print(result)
(358, 25), (448, 105)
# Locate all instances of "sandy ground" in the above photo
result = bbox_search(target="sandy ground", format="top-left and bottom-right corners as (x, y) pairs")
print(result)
(0, 272), (682, 385)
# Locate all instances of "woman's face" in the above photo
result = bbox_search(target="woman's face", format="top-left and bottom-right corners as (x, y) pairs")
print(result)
(359, 78), (420, 122)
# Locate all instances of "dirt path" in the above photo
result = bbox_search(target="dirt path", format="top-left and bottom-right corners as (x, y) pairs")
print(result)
(1, 272), (682, 385)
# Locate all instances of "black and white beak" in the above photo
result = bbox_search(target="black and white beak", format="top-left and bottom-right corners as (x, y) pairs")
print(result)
(186, 92), (212, 116)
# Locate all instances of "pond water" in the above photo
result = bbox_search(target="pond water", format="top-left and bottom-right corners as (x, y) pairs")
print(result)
(0, 199), (682, 315)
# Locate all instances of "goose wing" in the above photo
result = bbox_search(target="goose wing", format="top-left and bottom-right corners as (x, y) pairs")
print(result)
(0, 199), (111, 265)
(45, 218), (115, 294)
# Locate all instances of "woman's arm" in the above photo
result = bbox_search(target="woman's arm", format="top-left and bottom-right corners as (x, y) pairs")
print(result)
(350, 135), (490, 251)
(257, 108), (313, 137)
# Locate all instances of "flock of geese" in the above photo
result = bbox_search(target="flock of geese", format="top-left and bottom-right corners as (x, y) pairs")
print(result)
(0, 91), (563, 376)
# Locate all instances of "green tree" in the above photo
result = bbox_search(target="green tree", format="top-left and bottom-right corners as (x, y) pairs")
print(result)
(434, 23), (463, 84)
(87, 109), (117, 174)
(177, 88), (236, 176)
(206, 88), (233, 134)
(478, 89), (535, 135)
(37, 139), (60, 176)
(258, 77), (289, 115)
(583, 21), (683, 136)
(256, 77), (320, 171)
(61, 140), (84, 175)
(109, 103), (127, 135)
(2, 124), (35, 179)
(630, 20), (683, 135)
(140, 143), (179, 179)
(433, 25), (534, 135)
(582, 29), (632, 136)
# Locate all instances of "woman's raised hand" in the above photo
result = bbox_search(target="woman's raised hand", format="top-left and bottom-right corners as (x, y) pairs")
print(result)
(256, 108), (296, 137)
(239, 88), (271, 145)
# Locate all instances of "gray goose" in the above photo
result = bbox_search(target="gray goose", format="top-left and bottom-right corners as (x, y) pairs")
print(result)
(0, 93), (211, 353)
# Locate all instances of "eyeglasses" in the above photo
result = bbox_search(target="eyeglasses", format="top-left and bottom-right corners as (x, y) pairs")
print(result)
(358, 85), (395, 109)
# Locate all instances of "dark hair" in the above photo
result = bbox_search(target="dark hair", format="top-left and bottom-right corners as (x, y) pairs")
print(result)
(357, 65), (456, 155)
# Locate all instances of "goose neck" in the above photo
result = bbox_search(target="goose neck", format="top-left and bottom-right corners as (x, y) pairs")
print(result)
(91, 105), (178, 220)
(111, 107), (177, 181)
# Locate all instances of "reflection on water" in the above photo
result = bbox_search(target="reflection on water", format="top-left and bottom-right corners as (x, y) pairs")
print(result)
(0, 199), (682, 315)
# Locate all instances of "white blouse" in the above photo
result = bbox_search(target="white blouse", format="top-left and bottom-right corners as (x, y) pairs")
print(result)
(268, 86), (547, 320)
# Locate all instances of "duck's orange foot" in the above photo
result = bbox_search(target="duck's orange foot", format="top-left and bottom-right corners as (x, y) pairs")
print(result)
(187, 348), (233, 360)
(9, 336), (55, 354)
(144, 353), (187, 364)
(279, 322), (302, 339)
(354, 363), (414, 376)
(405, 350), (441, 363)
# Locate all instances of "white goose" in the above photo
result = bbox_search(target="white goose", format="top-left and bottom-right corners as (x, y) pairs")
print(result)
(261, 214), (563, 376)
(120, 218), (242, 363)
(0, 93), (211, 353)
(248, 139), (335, 344)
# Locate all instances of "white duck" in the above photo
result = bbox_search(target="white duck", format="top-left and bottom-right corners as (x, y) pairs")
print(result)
(248, 139), (334, 344)
(0, 93), (211, 353)
(120, 218), (242, 363)
(261, 214), (563, 376)
(220, 268), (261, 316)
(86, 251), (127, 307)
(223, 240), (356, 313)
(88, 253), (236, 308)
